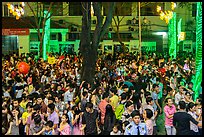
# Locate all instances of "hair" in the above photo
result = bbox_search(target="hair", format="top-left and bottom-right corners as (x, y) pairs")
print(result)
(125, 101), (133, 108)
(178, 101), (186, 109)
(152, 83), (159, 89)
(26, 102), (33, 108)
(144, 91), (151, 98)
(62, 113), (70, 124)
(33, 104), (41, 111)
(166, 86), (173, 93)
(45, 120), (53, 128)
(85, 102), (93, 109)
(120, 93), (127, 100)
(110, 87), (117, 95)
(146, 97), (153, 105)
(105, 104), (115, 123)
(122, 84), (129, 89)
(33, 114), (42, 124)
(165, 97), (172, 104)
(82, 91), (88, 97)
(131, 110), (140, 118)
(102, 92), (109, 99)
(156, 77), (160, 82)
(144, 108), (153, 119)
(48, 103), (55, 112)
(186, 102), (195, 112)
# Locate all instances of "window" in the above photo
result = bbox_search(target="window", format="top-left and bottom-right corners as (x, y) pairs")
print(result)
(69, 2), (82, 16)
(3, 4), (12, 17)
(140, 2), (165, 16)
(68, 33), (80, 41)
(30, 33), (39, 41)
(103, 2), (132, 16)
(50, 33), (57, 40)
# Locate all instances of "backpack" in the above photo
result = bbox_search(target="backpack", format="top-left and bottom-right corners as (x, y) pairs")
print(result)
(115, 102), (125, 120)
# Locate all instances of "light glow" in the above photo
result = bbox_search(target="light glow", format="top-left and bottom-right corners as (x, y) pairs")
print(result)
(7, 2), (25, 19)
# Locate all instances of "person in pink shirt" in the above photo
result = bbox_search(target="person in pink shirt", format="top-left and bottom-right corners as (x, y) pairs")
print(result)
(58, 114), (71, 135)
(164, 97), (176, 135)
(143, 108), (154, 135)
(98, 92), (109, 125)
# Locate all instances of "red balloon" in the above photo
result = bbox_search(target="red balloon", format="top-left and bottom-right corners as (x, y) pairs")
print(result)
(18, 62), (30, 75)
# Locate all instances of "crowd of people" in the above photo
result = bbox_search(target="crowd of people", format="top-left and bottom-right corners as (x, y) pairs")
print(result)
(2, 51), (202, 135)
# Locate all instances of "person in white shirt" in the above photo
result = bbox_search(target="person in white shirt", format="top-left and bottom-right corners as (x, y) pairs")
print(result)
(174, 85), (185, 105)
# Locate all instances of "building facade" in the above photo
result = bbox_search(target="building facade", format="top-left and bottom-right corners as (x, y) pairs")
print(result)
(2, 2), (196, 56)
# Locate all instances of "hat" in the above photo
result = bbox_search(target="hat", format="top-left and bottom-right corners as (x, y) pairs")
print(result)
(131, 110), (140, 118)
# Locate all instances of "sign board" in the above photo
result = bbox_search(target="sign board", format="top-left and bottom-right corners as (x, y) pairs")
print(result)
(2, 29), (30, 35)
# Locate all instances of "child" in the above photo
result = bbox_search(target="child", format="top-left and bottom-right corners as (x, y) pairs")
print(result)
(58, 114), (71, 135)
(43, 121), (55, 135)
(110, 124), (121, 135)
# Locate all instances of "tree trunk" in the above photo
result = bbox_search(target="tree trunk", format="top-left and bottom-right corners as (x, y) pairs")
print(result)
(80, 2), (115, 85)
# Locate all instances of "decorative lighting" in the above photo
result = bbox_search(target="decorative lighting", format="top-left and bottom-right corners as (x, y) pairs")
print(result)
(91, 2), (94, 17)
(7, 2), (25, 20)
(157, 2), (176, 24)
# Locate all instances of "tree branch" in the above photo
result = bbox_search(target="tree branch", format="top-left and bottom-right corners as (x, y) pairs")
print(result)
(99, 2), (115, 39)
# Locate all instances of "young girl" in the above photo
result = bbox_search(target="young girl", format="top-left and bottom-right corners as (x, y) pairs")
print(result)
(58, 114), (71, 135)
(110, 124), (122, 135)
(143, 108), (154, 135)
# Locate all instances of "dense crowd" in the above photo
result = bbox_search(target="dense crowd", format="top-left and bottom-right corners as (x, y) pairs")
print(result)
(2, 51), (202, 135)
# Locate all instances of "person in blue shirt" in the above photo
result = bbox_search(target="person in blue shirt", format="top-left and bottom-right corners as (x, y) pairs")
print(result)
(124, 110), (147, 135)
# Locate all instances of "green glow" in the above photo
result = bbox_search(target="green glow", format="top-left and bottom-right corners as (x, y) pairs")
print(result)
(193, 2), (202, 101)
(177, 18), (182, 44)
(108, 32), (112, 39)
(43, 11), (50, 60)
(168, 12), (177, 59)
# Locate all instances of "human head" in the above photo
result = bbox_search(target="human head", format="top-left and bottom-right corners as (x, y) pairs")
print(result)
(110, 87), (117, 95)
(45, 120), (53, 131)
(102, 92), (109, 101)
(146, 97), (154, 106)
(165, 97), (173, 107)
(120, 93), (127, 101)
(37, 94), (45, 105)
(178, 85), (184, 94)
(122, 84), (129, 92)
(61, 113), (70, 124)
(105, 104), (114, 115)
(125, 101), (134, 112)
(13, 98), (19, 107)
(33, 114), (42, 125)
(47, 103), (55, 114)
(166, 86), (173, 95)
(152, 84), (159, 93)
(113, 123), (120, 133)
(187, 102), (195, 112)
(26, 102), (33, 112)
(143, 108), (153, 120)
(178, 101), (186, 110)
(131, 110), (141, 125)
(85, 102), (93, 113)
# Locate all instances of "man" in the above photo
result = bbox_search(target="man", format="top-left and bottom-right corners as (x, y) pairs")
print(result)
(151, 84), (162, 114)
(64, 85), (75, 103)
(98, 92), (109, 125)
(109, 87), (119, 111)
(81, 102), (99, 135)
(36, 94), (47, 114)
(174, 85), (185, 106)
(140, 97), (158, 135)
(47, 103), (59, 134)
(124, 110), (147, 135)
(173, 101), (202, 135)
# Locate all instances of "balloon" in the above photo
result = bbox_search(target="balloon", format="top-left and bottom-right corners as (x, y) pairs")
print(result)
(18, 62), (30, 75)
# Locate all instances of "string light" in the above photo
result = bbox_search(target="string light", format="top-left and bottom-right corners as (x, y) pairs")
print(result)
(7, 2), (25, 20)
(157, 2), (176, 24)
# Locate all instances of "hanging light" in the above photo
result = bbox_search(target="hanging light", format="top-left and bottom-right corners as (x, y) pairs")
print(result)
(7, 2), (25, 20)
(91, 2), (94, 17)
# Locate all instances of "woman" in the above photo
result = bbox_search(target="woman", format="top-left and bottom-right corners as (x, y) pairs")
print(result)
(164, 97), (176, 135)
(102, 104), (116, 135)
(121, 101), (134, 123)
(187, 102), (201, 135)
(58, 114), (71, 135)
(2, 105), (11, 135)
(143, 108), (154, 135)
(5, 107), (22, 135)
(71, 106), (84, 135)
